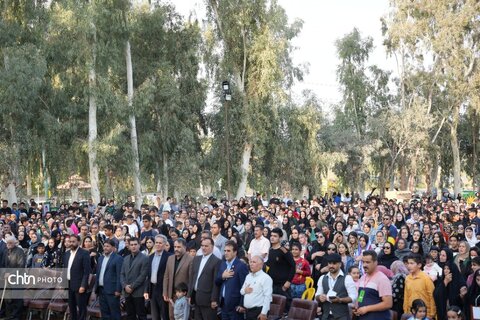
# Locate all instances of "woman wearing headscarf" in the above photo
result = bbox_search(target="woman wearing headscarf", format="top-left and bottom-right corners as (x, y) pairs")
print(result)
(377, 241), (398, 269)
(465, 226), (478, 247)
(434, 258), (467, 320)
(395, 238), (411, 261)
(465, 269), (480, 320)
(454, 240), (471, 280)
(391, 260), (409, 319)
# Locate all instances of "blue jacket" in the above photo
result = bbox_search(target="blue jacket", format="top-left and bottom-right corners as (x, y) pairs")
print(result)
(95, 252), (123, 294)
(215, 258), (249, 312)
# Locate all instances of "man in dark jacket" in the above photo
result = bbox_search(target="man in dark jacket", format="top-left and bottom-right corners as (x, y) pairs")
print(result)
(96, 239), (123, 320)
(63, 235), (91, 320)
(120, 237), (149, 320)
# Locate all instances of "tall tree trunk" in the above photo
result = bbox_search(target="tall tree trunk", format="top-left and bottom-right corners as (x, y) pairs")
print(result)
(163, 153), (169, 199)
(426, 162), (432, 195)
(88, 65), (100, 204)
(400, 155), (408, 190)
(235, 142), (252, 199)
(389, 158), (395, 191)
(126, 40), (142, 208)
(26, 161), (32, 197)
(155, 161), (162, 193)
(451, 105), (462, 196)
(87, 0), (100, 204)
(472, 111), (479, 191)
(430, 153), (439, 197)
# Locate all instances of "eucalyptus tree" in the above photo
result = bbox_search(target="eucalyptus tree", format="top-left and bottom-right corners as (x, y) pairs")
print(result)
(385, 0), (480, 195)
(206, 0), (303, 199)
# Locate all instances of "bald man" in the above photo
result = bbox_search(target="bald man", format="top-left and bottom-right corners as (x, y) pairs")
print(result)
(240, 256), (273, 320)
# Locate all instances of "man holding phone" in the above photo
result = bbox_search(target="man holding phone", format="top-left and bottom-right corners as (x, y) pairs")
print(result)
(315, 253), (357, 320)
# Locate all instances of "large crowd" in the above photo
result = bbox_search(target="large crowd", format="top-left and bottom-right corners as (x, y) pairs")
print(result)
(0, 191), (479, 320)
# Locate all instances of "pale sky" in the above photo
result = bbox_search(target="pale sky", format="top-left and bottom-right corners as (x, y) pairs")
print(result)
(173, 0), (396, 107)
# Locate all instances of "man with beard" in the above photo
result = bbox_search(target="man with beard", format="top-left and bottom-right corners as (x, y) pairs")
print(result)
(352, 250), (392, 320)
(163, 238), (193, 320)
(315, 253), (357, 320)
(63, 235), (91, 320)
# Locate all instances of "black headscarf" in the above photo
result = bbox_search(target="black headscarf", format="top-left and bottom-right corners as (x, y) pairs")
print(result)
(434, 259), (466, 320)
(378, 246), (399, 269)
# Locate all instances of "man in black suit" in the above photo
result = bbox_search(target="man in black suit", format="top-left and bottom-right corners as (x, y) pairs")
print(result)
(144, 234), (171, 320)
(120, 237), (149, 320)
(96, 239), (123, 320)
(189, 238), (221, 320)
(64, 235), (91, 320)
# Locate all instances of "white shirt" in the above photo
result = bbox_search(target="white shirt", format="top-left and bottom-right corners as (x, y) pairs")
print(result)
(195, 253), (212, 290)
(248, 236), (271, 262)
(240, 270), (273, 315)
(98, 253), (111, 286)
(125, 223), (138, 237)
(67, 248), (78, 281)
(196, 246), (222, 260)
(315, 270), (358, 304)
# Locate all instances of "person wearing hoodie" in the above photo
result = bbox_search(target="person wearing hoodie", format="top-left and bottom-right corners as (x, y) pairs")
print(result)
(395, 238), (411, 261)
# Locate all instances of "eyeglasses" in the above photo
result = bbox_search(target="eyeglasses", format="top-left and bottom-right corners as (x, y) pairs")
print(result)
(317, 235), (324, 238)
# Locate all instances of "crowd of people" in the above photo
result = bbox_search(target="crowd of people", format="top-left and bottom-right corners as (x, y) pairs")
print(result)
(0, 191), (479, 320)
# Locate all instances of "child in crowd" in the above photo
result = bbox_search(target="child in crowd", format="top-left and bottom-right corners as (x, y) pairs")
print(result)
(447, 306), (465, 320)
(404, 254), (436, 319)
(31, 243), (46, 268)
(170, 283), (189, 320)
(290, 242), (311, 299)
(423, 254), (442, 281)
(348, 265), (360, 289)
(407, 299), (429, 320)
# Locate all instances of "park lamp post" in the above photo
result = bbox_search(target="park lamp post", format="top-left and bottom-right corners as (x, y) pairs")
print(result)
(222, 81), (232, 200)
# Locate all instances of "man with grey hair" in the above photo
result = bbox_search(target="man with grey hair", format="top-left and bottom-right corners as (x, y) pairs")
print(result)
(1, 235), (26, 320)
(145, 234), (172, 320)
(240, 256), (273, 320)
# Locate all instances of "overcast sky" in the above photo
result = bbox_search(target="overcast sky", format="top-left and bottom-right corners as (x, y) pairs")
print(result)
(173, 0), (396, 107)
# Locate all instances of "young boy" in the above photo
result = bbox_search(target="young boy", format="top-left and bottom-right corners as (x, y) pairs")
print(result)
(404, 253), (436, 319)
(31, 243), (46, 268)
(169, 282), (189, 320)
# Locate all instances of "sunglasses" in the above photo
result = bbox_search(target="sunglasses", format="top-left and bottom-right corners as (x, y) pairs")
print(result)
(327, 247), (336, 251)
(383, 246), (391, 249)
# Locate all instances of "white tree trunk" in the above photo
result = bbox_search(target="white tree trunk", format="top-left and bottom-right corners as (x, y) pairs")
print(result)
(5, 183), (17, 205)
(163, 153), (169, 199)
(71, 186), (79, 202)
(430, 154), (439, 198)
(26, 170), (32, 197)
(126, 40), (142, 208)
(88, 64), (100, 204)
(235, 142), (252, 199)
(302, 185), (310, 199)
(451, 105), (462, 196)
